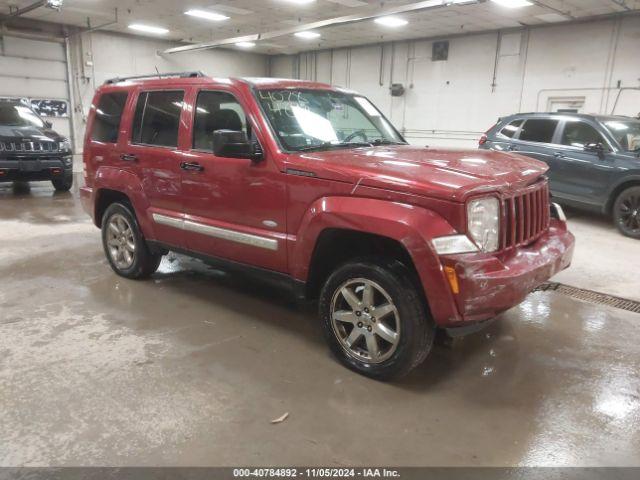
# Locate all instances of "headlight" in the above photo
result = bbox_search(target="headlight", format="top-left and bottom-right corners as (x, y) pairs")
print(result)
(467, 197), (500, 252)
(59, 140), (72, 152)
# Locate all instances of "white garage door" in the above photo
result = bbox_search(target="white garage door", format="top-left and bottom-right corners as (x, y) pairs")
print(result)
(0, 35), (71, 140)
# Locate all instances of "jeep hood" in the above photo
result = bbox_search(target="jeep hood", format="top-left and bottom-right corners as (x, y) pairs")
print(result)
(0, 125), (64, 143)
(286, 145), (548, 202)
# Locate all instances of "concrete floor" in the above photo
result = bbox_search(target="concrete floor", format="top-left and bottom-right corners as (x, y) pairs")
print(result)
(554, 206), (640, 302)
(1, 179), (639, 467)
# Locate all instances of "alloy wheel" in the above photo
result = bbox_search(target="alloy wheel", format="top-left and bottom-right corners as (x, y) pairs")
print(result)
(618, 191), (640, 235)
(106, 213), (136, 270)
(330, 278), (400, 364)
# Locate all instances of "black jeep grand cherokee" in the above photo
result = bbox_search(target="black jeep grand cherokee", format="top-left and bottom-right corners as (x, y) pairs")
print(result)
(0, 99), (73, 191)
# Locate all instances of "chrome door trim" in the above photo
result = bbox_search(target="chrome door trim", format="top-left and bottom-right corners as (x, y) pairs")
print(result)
(152, 213), (278, 251)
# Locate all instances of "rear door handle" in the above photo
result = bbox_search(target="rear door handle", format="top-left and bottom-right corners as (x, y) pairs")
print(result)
(554, 152), (565, 159)
(120, 154), (138, 162)
(180, 161), (204, 172)
(508, 145), (518, 151)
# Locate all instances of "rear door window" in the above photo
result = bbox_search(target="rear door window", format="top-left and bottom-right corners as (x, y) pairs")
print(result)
(91, 92), (128, 143)
(518, 119), (559, 144)
(132, 91), (184, 148)
(499, 119), (523, 138)
(561, 121), (606, 148)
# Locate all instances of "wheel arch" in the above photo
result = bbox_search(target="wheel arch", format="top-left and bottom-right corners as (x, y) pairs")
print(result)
(291, 196), (462, 325)
(606, 177), (640, 214)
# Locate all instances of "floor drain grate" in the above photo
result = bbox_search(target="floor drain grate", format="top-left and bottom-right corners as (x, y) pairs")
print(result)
(534, 282), (640, 314)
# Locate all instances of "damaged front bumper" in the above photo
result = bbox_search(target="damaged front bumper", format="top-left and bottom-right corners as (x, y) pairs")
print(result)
(440, 218), (575, 325)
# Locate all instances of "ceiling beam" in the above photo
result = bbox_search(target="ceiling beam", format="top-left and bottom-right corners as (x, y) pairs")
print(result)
(610, 0), (632, 11)
(531, 1), (576, 20)
(163, 0), (479, 55)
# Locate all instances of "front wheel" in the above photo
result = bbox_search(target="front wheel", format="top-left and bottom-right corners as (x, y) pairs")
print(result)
(319, 258), (435, 381)
(52, 174), (73, 192)
(613, 186), (640, 239)
(101, 202), (162, 279)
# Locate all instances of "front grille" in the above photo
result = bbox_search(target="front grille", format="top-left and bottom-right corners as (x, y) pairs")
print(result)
(0, 141), (59, 153)
(501, 180), (550, 249)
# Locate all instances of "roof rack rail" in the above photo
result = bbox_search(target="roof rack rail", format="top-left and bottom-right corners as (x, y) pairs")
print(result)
(104, 71), (206, 85)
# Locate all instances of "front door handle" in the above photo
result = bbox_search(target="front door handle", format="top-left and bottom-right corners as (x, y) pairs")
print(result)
(554, 152), (565, 159)
(508, 145), (517, 151)
(180, 161), (204, 172)
(120, 154), (138, 162)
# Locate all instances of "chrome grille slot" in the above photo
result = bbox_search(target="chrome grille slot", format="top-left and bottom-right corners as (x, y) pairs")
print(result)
(502, 180), (550, 250)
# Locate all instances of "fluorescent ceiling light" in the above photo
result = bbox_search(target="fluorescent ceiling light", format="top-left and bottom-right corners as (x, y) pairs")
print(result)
(374, 16), (408, 27)
(128, 24), (169, 35)
(294, 31), (321, 39)
(236, 41), (256, 48)
(185, 9), (230, 21)
(490, 0), (533, 8)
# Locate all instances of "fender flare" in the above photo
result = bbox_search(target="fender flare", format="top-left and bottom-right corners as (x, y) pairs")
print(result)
(290, 196), (461, 323)
(93, 167), (155, 238)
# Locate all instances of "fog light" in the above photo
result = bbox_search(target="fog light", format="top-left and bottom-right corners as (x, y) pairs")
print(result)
(444, 266), (460, 295)
(63, 157), (73, 166)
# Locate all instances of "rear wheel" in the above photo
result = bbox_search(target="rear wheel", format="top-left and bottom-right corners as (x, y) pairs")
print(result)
(613, 186), (640, 239)
(101, 202), (162, 279)
(52, 173), (73, 192)
(319, 258), (435, 380)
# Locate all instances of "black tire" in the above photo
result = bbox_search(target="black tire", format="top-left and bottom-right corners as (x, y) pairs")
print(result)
(101, 202), (162, 279)
(52, 174), (73, 192)
(319, 257), (435, 381)
(613, 186), (640, 239)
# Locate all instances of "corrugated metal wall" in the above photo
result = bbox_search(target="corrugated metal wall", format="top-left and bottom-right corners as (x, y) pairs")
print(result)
(0, 35), (71, 140)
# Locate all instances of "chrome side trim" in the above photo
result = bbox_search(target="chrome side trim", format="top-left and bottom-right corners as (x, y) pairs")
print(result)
(152, 213), (278, 251)
(184, 220), (278, 251)
(152, 213), (184, 230)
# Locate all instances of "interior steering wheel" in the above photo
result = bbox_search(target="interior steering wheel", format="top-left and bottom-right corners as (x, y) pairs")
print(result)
(343, 130), (369, 143)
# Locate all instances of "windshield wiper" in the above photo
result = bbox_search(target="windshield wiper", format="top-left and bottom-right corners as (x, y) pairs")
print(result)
(295, 141), (373, 152)
(371, 139), (407, 146)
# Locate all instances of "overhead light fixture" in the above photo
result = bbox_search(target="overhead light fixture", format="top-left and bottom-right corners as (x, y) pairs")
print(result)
(490, 0), (533, 8)
(282, 0), (315, 3)
(374, 16), (408, 27)
(128, 24), (169, 35)
(45, 0), (63, 10)
(294, 31), (321, 39)
(235, 41), (256, 48)
(184, 9), (230, 22)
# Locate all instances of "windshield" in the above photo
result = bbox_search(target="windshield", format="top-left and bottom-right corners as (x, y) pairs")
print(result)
(256, 89), (405, 151)
(603, 119), (640, 152)
(0, 103), (45, 128)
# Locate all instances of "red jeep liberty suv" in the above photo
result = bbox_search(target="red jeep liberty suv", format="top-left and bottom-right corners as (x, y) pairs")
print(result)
(81, 72), (575, 380)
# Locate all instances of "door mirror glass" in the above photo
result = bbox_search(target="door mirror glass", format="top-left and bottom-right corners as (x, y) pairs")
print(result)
(212, 130), (263, 161)
(584, 142), (606, 156)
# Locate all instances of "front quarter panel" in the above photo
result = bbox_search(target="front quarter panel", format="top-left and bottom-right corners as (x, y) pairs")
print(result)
(290, 196), (462, 325)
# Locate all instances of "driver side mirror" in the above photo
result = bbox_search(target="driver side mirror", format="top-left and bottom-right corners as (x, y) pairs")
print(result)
(44, 121), (53, 129)
(584, 142), (606, 158)
(212, 130), (263, 162)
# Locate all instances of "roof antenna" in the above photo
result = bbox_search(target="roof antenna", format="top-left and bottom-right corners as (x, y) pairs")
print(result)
(155, 66), (161, 79)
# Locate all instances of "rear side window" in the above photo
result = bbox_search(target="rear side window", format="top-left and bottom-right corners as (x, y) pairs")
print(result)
(561, 121), (605, 148)
(499, 119), (523, 138)
(91, 92), (128, 143)
(193, 91), (248, 151)
(519, 119), (559, 144)
(132, 91), (184, 148)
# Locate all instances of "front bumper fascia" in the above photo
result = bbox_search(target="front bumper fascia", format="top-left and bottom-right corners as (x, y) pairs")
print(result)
(438, 219), (575, 326)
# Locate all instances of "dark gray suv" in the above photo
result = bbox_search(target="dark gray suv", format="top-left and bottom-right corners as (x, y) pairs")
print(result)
(480, 113), (640, 238)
